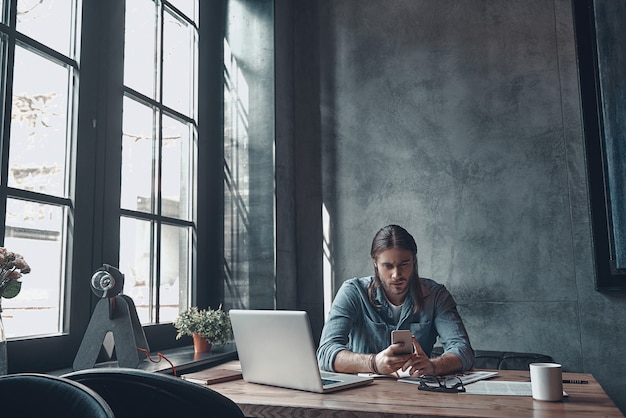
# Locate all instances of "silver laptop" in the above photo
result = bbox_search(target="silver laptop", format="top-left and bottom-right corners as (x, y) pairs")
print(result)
(229, 309), (373, 393)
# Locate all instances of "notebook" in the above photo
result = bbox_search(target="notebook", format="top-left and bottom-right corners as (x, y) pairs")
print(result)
(229, 309), (374, 393)
(181, 368), (243, 385)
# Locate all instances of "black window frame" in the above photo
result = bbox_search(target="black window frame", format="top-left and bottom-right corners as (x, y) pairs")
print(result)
(573, 0), (626, 291)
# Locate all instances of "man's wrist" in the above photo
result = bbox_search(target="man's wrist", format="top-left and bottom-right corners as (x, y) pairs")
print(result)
(369, 353), (380, 374)
(431, 353), (463, 376)
(430, 359), (438, 376)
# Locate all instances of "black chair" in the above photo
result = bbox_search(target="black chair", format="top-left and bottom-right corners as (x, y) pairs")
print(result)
(472, 350), (555, 370)
(431, 346), (555, 370)
(0, 373), (114, 417)
(62, 368), (245, 418)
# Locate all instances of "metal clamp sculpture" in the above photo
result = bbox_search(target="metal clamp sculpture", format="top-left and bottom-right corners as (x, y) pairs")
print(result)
(73, 264), (149, 370)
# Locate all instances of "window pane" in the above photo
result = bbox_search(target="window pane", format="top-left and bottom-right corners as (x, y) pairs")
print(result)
(167, 0), (197, 23)
(121, 97), (155, 213)
(119, 216), (154, 324)
(119, 218), (189, 325)
(2, 198), (65, 338)
(124, 0), (157, 99)
(159, 223), (190, 322)
(9, 46), (71, 198)
(163, 7), (195, 117)
(162, 114), (193, 221)
(16, 0), (75, 57)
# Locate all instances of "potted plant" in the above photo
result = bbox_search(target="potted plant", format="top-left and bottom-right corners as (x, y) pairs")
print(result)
(173, 306), (232, 353)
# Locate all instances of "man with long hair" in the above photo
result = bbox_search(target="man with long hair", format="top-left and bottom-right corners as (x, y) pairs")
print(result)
(317, 225), (474, 377)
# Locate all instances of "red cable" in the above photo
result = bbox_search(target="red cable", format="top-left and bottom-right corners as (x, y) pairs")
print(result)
(136, 346), (177, 376)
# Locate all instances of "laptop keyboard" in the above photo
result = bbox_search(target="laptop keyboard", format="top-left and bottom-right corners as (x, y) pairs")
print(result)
(320, 372), (341, 386)
(321, 378), (340, 386)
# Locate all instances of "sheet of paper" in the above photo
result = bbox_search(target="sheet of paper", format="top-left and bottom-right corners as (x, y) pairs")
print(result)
(463, 381), (568, 397)
(357, 373), (395, 379)
(463, 381), (533, 396)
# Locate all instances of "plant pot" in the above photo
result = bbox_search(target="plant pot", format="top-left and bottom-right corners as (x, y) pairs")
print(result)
(192, 333), (212, 353)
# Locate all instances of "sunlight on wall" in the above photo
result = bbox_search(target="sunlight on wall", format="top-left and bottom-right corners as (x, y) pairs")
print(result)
(323, 204), (333, 320)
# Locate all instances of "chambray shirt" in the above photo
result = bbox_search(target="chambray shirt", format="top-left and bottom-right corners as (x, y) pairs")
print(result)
(316, 276), (474, 372)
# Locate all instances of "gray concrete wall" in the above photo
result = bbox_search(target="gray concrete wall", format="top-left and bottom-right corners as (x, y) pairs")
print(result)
(310, 0), (626, 411)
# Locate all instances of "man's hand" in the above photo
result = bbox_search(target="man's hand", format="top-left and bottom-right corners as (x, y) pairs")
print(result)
(334, 337), (460, 377)
(396, 337), (464, 377)
(397, 337), (436, 377)
(372, 338), (422, 375)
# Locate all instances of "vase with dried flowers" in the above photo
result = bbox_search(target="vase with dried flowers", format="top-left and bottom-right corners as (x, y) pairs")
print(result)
(0, 247), (31, 375)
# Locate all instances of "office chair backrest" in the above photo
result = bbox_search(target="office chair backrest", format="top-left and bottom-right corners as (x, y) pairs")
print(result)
(431, 347), (555, 370)
(62, 367), (245, 418)
(0, 373), (115, 417)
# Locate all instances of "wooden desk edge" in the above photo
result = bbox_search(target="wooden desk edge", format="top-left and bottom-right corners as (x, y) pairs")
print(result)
(204, 361), (624, 418)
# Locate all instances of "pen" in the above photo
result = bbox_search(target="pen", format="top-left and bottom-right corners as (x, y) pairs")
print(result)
(563, 379), (588, 384)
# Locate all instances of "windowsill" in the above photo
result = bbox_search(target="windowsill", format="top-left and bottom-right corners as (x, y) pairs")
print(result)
(51, 342), (238, 376)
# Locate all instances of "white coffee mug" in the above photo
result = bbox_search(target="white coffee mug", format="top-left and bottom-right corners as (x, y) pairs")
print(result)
(530, 362), (563, 401)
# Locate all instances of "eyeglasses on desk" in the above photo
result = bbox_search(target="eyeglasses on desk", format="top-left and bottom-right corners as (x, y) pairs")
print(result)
(416, 375), (466, 393)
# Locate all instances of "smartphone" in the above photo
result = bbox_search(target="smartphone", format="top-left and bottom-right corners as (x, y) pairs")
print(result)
(391, 330), (414, 354)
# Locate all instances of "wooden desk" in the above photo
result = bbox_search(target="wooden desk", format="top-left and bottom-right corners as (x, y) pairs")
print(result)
(208, 361), (623, 417)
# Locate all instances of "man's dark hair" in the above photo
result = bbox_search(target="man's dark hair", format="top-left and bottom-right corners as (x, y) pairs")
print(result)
(368, 224), (423, 310)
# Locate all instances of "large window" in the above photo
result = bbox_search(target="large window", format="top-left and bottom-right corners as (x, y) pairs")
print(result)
(1, 0), (81, 338)
(120, 0), (198, 324)
(0, 0), (224, 373)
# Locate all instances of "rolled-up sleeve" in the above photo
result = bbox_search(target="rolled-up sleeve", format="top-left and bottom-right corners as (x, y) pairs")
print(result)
(316, 281), (359, 371)
(432, 286), (474, 371)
